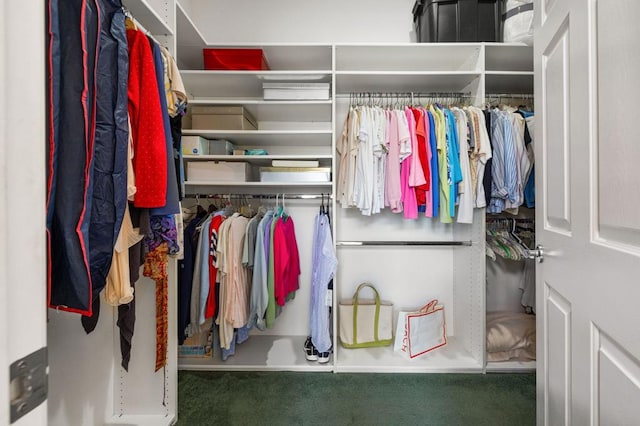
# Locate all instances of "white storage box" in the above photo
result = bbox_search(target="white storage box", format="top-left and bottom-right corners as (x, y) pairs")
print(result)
(262, 83), (330, 100)
(208, 139), (236, 155)
(187, 161), (251, 182)
(182, 136), (209, 155)
(259, 167), (331, 183)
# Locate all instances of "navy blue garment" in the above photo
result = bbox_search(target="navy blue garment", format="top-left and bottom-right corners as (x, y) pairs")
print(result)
(483, 110), (494, 207)
(149, 39), (180, 216)
(170, 114), (185, 200)
(516, 110), (535, 209)
(48, 0), (100, 315)
(88, 0), (129, 301)
(524, 166), (535, 208)
(178, 216), (202, 344)
(81, 0), (129, 333)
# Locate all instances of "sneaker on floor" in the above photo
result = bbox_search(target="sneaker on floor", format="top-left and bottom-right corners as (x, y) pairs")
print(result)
(317, 351), (331, 364)
(304, 336), (318, 361)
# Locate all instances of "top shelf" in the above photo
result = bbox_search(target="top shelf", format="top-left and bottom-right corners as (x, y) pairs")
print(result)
(178, 43), (333, 71)
(335, 44), (482, 72)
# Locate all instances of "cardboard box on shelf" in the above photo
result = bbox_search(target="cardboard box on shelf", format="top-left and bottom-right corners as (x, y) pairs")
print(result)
(187, 161), (252, 182)
(191, 105), (258, 130)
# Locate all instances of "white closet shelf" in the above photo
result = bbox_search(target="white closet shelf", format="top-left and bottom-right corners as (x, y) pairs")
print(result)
(485, 43), (533, 72)
(335, 72), (481, 94)
(178, 44), (334, 71)
(105, 414), (175, 426)
(122, 0), (173, 35)
(185, 181), (332, 196)
(335, 337), (483, 373)
(188, 99), (333, 123)
(485, 360), (536, 373)
(178, 335), (334, 372)
(181, 70), (332, 99)
(335, 43), (482, 72)
(181, 129), (332, 146)
(184, 154), (333, 167)
(485, 72), (534, 94)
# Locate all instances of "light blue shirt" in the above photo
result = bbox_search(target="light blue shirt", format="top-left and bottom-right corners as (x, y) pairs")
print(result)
(310, 213), (338, 353)
(488, 111), (519, 213)
(488, 111), (509, 213)
(247, 211), (274, 330)
(445, 109), (463, 217)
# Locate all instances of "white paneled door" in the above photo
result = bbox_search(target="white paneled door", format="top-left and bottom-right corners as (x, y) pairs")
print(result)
(535, 0), (640, 424)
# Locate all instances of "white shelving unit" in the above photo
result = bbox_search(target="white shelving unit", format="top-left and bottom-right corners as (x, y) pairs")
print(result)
(484, 43), (534, 95)
(178, 42), (335, 372)
(177, 41), (533, 374)
(180, 43), (334, 201)
(181, 129), (332, 145)
(184, 154), (333, 167)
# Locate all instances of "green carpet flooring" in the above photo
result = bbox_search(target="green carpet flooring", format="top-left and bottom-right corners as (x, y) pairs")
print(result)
(178, 371), (535, 425)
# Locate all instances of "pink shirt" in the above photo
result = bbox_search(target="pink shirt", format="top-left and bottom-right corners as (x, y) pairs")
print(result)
(401, 110), (418, 219)
(407, 108), (427, 188)
(385, 111), (403, 212)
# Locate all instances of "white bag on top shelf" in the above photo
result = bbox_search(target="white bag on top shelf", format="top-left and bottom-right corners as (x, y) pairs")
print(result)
(503, 0), (534, 46)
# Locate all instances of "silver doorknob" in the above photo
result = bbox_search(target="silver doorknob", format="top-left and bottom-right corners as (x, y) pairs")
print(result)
(526, 244), (544, 263)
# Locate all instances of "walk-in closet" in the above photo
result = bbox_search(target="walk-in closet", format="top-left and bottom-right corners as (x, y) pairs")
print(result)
(4, 0), (639, 425)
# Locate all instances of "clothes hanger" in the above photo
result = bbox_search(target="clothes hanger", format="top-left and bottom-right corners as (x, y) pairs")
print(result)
(223, 194), (235, 216)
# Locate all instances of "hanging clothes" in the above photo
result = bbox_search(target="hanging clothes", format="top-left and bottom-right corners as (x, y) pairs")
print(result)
(337, 101), (539, 223)
(47, 0), (101, 315)
(309, 209), (337, 354)
(248, 210), (274, 331)
(88, 0), (130, 312)
(126, 28), (167, 208)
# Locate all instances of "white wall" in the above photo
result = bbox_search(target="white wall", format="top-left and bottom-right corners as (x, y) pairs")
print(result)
(191, 0), (417, 43)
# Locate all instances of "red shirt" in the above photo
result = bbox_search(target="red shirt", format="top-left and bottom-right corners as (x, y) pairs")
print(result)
(412, 108), (431, 205)
(205, 215), (225, 319)
(126, 29), (167, 207)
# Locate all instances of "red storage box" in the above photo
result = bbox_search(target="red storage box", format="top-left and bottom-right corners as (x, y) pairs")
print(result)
(203, 49), (270, 70)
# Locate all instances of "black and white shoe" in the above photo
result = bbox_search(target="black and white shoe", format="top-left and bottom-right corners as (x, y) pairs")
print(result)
(317, 351), (331, 364)
(304, 336), (318, 361)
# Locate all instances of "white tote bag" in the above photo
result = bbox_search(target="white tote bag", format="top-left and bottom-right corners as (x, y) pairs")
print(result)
(393, 300), (447, 359)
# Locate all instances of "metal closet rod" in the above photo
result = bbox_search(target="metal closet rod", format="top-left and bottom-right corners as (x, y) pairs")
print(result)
(337, 91), (473, 99)
(336, 240), (473, 247)
(485, 93), (534, 99)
